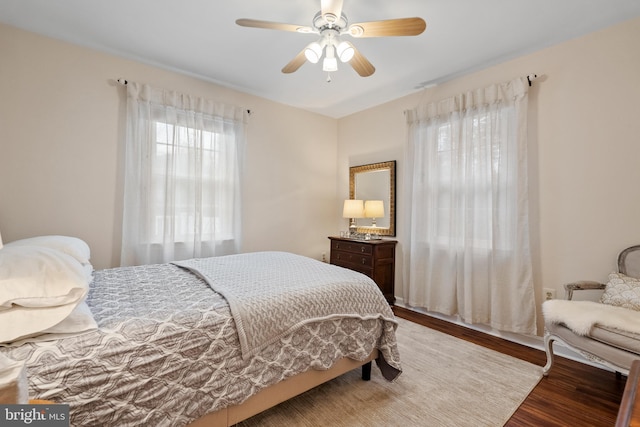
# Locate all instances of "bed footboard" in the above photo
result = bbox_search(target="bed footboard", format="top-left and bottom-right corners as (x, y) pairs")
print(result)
(188, 350), (378, 427)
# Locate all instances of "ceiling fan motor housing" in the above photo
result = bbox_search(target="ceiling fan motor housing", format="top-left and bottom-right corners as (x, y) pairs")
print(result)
(313, 11), (348, 33)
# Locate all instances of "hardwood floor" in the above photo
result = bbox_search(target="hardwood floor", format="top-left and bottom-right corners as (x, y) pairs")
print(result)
(393, 306), (627, 427)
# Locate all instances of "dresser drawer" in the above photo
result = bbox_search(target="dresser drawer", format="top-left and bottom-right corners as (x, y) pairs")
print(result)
(332, 258), (373, 277)
(330, 240), (373, 256)
(330, 250), (374, 269)
(328, 237), (397, 305)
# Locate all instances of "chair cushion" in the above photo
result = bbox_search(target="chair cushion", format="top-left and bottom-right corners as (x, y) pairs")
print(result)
(590, 325), (640, 355)
(600, 272), (640, 311)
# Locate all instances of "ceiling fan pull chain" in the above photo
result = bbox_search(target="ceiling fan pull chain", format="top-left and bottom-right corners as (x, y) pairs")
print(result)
(326, 72), (332, 83)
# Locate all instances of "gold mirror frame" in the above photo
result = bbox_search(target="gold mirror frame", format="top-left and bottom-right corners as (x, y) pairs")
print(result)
(349, 161), (396, 237)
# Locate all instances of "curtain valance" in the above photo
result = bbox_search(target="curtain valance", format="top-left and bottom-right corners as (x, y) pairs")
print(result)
(126, 82), (249, 123)
(406, 77), (528, 124)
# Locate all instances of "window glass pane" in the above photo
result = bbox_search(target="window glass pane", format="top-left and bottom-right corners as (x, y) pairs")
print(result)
(149, 116), (235, 244)
(424, 110), (510, 250)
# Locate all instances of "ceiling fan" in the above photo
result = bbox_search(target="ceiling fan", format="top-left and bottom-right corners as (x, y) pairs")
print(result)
(236, 0), (426, 79)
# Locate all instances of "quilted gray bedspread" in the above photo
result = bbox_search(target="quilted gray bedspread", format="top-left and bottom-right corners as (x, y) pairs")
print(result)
(174, 252), (398, 360)
(1, 253), (402, 427)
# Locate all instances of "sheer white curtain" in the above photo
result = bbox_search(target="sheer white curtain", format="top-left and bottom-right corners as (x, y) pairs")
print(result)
(121, 82), (247, 266)
(404, 77), (536, 334)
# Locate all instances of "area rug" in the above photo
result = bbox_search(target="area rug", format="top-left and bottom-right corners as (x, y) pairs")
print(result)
(237, 317), (543, 427)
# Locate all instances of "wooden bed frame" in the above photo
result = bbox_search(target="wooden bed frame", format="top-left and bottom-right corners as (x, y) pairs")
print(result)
(187, 350), (378, 427)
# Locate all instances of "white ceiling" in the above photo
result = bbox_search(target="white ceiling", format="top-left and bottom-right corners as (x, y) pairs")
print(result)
(2, 0), (640, 118)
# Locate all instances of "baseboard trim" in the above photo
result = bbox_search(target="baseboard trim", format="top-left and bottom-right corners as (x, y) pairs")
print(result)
(393, 299), (611, 372)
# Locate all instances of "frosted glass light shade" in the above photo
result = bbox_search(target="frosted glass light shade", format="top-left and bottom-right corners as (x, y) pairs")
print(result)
(304, 42), (323, 64)
(336, 41), (355, 62)
(322, 56), (338, 72)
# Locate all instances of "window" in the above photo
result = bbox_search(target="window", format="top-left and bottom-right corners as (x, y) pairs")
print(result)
(403, 77), (536, 335)
(429, 110), (512, 250)
(121, 82), (246, 266)
(151, 119), (236, 244)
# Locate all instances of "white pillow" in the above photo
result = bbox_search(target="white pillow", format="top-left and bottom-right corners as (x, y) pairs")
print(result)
(0, 246), (95, 344)
(42, 301), (96, 334)
(0, 301), (98, 345)
(0, 246), (89, 310)
(5, 235), (91, 265)
(0, 302), (79, 344)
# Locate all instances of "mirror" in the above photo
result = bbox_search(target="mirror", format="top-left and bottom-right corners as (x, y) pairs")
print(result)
(349, 161), (396, 236)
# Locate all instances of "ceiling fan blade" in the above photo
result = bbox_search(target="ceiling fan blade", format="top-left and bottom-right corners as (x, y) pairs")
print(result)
(282, 49), (308, 74)
(236, 19), (313, 33)
(348, 17), (426, 37)
(321, 0), (344, 21)
(348, 44), (375, 77)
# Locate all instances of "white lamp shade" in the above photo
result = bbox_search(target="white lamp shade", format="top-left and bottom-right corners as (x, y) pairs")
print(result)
(304, 42), (323, 64)
(322, 56), (338, 72)
(364, 200), (384, 218)
(343, 199), (364, 218)
(336, 41), (355, 62)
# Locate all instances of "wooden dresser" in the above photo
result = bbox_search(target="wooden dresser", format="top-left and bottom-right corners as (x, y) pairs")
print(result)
(328, 236), (397, 305)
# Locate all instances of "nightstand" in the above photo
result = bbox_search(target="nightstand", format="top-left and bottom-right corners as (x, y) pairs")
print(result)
(328, 236), (397, 304)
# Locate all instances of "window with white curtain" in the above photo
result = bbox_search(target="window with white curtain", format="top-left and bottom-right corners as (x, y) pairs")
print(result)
(151, 120), (235, 244)
(404, 77), (536, 335)
(121, 82), (247, 266)
(431, 112), (512, 251)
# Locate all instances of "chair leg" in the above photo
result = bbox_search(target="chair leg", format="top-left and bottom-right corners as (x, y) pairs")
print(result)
(543, 334), (556, 377)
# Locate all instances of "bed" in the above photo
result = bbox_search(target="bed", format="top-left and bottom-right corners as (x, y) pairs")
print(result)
(0, 237), (402, 427)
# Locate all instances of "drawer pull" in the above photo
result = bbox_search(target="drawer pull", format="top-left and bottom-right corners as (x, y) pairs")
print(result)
(360, 247), (365, 253)
(361, 258), (366, 264)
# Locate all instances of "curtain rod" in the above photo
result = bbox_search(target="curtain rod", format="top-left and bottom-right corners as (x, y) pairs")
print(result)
(115, 78), (251, 115)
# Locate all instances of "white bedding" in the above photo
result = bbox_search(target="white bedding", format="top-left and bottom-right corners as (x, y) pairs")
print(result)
(0, 243), (95, 343)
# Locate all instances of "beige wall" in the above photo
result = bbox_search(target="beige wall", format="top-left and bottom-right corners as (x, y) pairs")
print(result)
(337, 16), (640, 332)
(0, 23), (337, 269)
(2, 16), (640, 335)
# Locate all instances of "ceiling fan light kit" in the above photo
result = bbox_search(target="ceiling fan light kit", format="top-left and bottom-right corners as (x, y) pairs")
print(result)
(236, 0), (426, 80)
(304, 41), (324, 63)
(336, 41), (355, 62)
(323, 56), (338, 72)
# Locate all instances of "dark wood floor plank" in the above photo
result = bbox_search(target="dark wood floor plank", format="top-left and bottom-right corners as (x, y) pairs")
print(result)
(392, 306), (626, 426)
